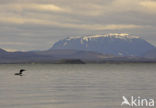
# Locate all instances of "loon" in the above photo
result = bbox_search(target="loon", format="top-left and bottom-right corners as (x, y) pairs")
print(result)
(14, 69), (26, 76)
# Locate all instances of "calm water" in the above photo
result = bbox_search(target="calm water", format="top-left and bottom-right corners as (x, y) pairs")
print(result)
(0, 64), (156, 108)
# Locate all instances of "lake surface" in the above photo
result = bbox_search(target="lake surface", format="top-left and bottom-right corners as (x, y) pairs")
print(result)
(0, 64), (156, 108)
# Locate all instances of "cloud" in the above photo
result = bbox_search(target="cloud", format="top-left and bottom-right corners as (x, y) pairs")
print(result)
(0, 0), (155, 50)
(0, 0), (155, 16)
(32, 4), (64, 12)
(59, 23), (143, 30)
(140, 1), (156, 14)
(0, 15), (143, 30)
(0, 42), (26, 45)
(0, 0), (154, 28)
(0, 0), (142, 17)
(0, 3), (70, 13)
(0, 0), (145, 31)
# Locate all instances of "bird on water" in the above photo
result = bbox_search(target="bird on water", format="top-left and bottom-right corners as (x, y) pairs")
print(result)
(14, 69), (26, 76)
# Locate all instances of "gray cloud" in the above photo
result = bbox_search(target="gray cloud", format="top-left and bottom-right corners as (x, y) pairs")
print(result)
(0, 0), (156, 51)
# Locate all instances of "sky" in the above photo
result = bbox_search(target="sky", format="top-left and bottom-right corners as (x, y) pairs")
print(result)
(0, 0), (156, 51)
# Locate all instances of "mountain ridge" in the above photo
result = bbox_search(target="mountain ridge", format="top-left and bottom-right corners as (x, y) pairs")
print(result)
(51, 33), (155, 56)
(0, 33), (156, 63)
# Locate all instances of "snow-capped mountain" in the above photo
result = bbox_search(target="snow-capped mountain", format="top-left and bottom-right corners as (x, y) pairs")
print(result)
(51, 33), (155, 56)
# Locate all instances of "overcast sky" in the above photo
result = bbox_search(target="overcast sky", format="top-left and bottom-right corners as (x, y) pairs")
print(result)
(0, 0), (156, 51)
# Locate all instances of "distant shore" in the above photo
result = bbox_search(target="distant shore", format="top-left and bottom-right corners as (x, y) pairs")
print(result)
(0, 59), (156, 64)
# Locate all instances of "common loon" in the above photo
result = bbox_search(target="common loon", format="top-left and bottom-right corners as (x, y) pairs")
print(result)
(14, 69), (26, 76)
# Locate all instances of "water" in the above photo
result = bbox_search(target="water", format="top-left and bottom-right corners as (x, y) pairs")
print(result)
(0, 64), (156, 108)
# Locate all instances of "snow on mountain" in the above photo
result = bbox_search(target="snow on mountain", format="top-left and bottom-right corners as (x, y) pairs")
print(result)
(51, 33), (155, 56)
(66, 33), (139, 40)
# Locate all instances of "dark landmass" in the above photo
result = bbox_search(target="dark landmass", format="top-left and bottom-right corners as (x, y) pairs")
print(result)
(33, 49), (113, 61)
(100, 57), (156, 64)
(0, 49), (109, 64)
(56, 59), (85, 64)
(0, 48), (156, 64)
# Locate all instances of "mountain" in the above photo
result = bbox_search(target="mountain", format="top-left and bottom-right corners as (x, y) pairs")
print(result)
(34, 49), (112, 61)
(51, 33), (155, 56)
(143, 48), (156, 58)
(0, 48), (8, 54)
(0, 48), (112, 63)
(0, 51), (56, 64)
(0, 33), (156, 63)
